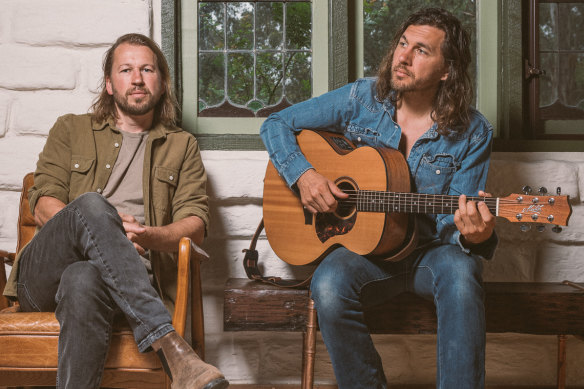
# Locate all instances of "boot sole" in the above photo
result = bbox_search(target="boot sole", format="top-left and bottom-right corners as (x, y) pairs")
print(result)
(202, 378), (229, 389)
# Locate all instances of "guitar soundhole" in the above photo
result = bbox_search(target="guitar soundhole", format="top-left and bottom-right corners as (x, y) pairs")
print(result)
(314, 178), (357, 244)
(336, 180), (356, 219)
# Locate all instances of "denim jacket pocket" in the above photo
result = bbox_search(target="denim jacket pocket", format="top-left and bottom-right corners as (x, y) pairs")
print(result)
(415, 153), (459, 195)
(346, 123), (379, 146)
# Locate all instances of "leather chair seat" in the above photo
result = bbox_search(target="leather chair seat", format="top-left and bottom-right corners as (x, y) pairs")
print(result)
(0, 173), (206, 388)
(0, 311), (161, 370)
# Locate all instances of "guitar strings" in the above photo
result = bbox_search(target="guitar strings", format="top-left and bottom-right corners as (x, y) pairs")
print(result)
(338, 190), (546, 205)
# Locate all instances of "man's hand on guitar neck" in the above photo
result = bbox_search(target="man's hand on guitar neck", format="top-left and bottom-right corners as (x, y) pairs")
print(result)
(454, 190), (496, 246)
(296, 169), (349, 214)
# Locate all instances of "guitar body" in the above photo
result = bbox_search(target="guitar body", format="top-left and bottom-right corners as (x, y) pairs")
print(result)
(263, 130), (413, 266)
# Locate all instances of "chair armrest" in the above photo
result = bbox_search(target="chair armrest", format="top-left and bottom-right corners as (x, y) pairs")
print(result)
(0, 250), (16, 311)
(173, 237), (209, 359)
(0, 250), (16, 265)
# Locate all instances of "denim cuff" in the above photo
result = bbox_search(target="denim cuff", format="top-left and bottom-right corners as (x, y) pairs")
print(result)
(280, 151), (314, 187)
(456, 230), (499, 260)
(137, 323), (174, 353)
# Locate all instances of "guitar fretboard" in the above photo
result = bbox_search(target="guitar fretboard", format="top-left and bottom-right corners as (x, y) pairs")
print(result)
(342, 191), (499, 215)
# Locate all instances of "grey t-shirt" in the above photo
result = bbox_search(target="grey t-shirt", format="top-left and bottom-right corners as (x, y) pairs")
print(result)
(102, 130), (152, 279)
(102, 130), (148, 224)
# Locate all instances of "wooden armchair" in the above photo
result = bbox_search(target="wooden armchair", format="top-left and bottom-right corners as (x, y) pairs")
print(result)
(0, 173), (208, 388)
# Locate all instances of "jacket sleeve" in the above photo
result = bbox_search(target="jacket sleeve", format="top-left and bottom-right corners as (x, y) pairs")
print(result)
(170, 135), (209, 234)
(260, 83), (354, 187)
(436, 116), (498, 260)
(28, 115), (73, 214)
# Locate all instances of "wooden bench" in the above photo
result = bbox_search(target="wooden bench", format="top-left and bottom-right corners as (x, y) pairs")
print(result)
(224, 278), (584, 389)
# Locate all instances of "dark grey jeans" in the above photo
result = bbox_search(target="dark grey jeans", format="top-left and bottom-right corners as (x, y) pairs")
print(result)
(17, 193), (173, 389)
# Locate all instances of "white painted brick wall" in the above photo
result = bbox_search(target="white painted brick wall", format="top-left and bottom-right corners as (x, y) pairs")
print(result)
(1, 1), (583, 386)
(11, 0), (150, 46)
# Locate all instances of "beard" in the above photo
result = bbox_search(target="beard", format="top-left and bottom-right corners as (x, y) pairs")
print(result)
(112, 86), (160, 116)
(390, 65), (416, 92)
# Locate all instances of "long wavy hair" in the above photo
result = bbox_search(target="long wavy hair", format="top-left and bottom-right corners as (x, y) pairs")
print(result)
(376, 8), (472, 135)
(91, 33), (179, 126)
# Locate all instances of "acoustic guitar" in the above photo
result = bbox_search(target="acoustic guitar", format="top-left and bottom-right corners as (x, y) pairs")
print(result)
(263, 130), (572, 266)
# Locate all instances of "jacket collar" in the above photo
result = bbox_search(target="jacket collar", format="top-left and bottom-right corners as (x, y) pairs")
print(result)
(91, 115), (181, 139)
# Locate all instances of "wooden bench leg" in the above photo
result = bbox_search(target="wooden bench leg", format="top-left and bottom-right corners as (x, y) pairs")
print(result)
(557, 334), (567, 389)
(302, 297), (317, 389)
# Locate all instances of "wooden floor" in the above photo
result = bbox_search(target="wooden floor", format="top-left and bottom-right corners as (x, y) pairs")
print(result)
(228, 385), (583, 389)
(1, 385), (582, 389)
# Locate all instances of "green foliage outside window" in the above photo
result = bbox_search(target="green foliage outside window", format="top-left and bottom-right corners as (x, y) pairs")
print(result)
(198, 1), (312, 117)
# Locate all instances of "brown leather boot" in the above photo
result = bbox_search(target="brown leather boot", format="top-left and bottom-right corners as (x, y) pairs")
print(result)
(153, 331), (229, 389)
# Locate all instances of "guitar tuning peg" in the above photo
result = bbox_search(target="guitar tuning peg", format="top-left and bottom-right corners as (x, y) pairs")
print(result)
(552, 225), (563, 233)
(556, 187), (562, 195)
(522, 185), (532, 195)
(536, 225), (546, 232)
(520, 224), (531, 232)
(538, 187), (547, 195)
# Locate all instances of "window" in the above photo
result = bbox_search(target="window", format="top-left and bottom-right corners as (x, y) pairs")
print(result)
(179, 0), (329, 145)
(166, 0), (582, 150)
(197, 1), (312, 118)
(526, 0), (584, 139)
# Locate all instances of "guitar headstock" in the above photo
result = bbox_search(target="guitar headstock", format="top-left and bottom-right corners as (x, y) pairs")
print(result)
(498, 192), (572, 227)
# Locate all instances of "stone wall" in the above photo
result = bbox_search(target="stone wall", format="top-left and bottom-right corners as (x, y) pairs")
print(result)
(1, 0), (583, 386)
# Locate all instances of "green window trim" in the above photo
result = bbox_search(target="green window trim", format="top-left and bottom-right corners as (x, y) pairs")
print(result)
(179, 0), (329, 138)
(163, 0), (584, 151)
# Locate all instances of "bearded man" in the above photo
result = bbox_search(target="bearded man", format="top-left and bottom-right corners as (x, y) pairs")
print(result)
(261, 8), (497, 389)
(3, 33), (228, 389)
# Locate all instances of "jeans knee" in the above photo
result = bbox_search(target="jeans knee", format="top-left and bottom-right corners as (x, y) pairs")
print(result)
(70, 192), (116, 218)
(311, 249), (365, 317)
(441, 263), (483, 309)
(56, 262), (109, 309)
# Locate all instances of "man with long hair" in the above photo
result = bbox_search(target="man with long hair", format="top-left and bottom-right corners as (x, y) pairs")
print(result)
(4, 34), (228, 389)
(260, 8), (496, 389)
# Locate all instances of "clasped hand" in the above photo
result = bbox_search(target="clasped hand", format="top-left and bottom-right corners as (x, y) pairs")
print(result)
(119, 212), (147, 255)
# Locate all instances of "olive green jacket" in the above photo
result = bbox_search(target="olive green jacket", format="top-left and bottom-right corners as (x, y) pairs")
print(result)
(4, 114), (209, 313)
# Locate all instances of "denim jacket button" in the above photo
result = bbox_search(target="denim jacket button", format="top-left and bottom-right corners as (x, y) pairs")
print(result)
(436, 169), (441, 175)
(357, 136), (362, 142)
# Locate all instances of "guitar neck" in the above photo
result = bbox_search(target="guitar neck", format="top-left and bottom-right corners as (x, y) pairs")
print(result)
(344, 191), (498, 215)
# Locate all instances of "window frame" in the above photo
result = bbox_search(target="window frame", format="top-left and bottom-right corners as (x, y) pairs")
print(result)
(179, 0), (329, 141)
(494, 0), (584, 151)
(163, 0), (584, 151)
(526, 0), (584, 140)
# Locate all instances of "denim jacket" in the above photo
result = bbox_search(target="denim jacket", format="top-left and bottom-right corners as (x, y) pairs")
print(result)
(260, 78), (498, 259)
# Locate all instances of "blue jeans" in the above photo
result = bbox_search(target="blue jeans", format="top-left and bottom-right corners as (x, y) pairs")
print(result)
(16, 193), (173, 389)
(310, 245), (485, 389)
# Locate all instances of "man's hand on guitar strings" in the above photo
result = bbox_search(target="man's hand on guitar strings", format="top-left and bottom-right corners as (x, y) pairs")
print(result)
(296, 169), (349, 214)
(454, 190), (496, 246)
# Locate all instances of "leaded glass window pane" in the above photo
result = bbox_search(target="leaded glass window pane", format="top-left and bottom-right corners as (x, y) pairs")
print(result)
(198, 1), (312, 117)
(539, 3), (584, 114)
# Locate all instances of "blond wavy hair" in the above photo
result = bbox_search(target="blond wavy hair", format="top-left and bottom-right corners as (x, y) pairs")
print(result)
(91, 33), (179, 126)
